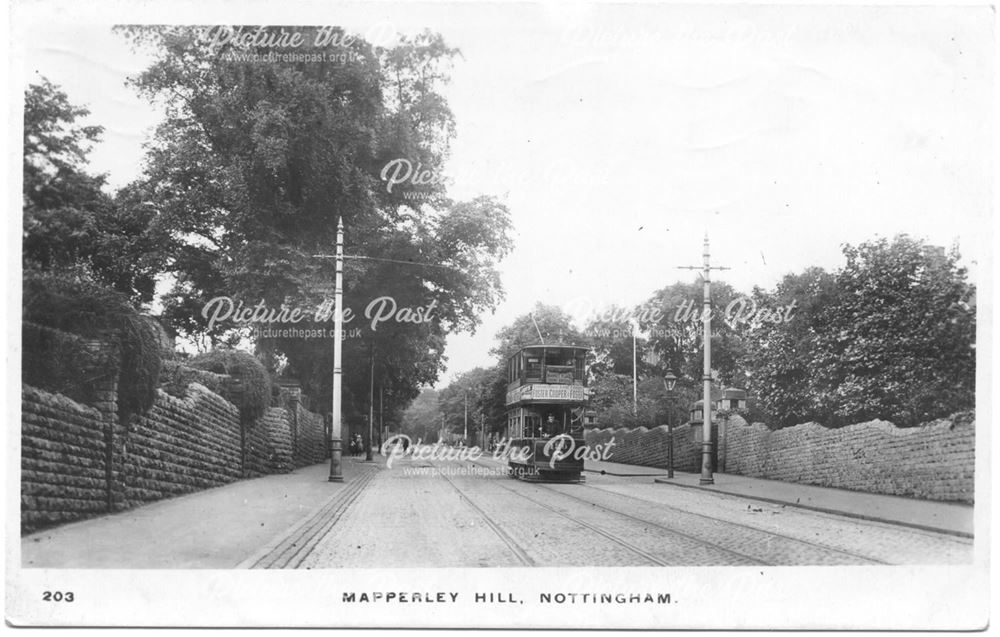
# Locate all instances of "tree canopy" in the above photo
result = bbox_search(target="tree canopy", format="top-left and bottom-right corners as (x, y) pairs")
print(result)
(23, 79), (169, 304)
(114, 26), (514, 422)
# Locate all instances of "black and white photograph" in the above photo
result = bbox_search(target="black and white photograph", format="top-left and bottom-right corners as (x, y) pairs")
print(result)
(4, 0), (993, 630)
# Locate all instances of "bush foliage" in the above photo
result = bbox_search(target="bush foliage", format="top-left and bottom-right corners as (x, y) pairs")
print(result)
(22, 321), (115, 405)
(23, 269), (162, 418)
(159, 360), (225, 397)
(188, 349), (271, 427)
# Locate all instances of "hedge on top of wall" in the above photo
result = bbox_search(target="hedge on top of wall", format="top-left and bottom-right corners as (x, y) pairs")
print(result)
(22, 269), (162, 421)
(187, 349), (271, 427)
(159, 360), (226, 398)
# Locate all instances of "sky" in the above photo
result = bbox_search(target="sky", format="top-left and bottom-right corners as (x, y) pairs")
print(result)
(13, 2), (994, 387)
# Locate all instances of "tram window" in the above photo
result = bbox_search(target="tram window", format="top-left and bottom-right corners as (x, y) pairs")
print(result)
(524, 415), (541, 437)
(525, 357), (542, 379)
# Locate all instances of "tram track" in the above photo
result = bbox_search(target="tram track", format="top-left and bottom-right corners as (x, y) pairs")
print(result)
(537, 478), (891, 565)
(433, 458), (767, 566)
(555, 476), (897, 564)
(426, 459), (536, 567)
(484, 468), (767, 566)
(465, 457), (890, 566)
(486, 472), (759, 566)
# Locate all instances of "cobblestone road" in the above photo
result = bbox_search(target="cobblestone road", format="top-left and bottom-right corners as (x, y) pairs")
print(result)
(275, 456), (972, 569)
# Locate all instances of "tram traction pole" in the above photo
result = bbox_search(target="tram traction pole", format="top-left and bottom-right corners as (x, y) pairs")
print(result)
(312, 220), (465, 479)
(678, 233), (729, 485)
(328, 217), (345, 482)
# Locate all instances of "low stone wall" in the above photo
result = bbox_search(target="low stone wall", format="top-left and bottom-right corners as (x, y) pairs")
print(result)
(587, 413), (975, 503)
(725, 414), (975, 503)
(21, 379), (329, 534)
(586, 423), (702, 471)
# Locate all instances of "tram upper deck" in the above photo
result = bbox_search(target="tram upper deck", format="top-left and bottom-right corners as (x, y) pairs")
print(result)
(504, 345), (590, 439)
(505, 344), (589, 395)
(503, 345), (590, 481)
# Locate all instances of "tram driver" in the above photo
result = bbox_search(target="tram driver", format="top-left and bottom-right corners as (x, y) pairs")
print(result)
(541, 413), (559, 438)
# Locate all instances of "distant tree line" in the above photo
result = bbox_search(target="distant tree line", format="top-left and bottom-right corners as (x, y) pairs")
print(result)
(404, 235), (975, 435)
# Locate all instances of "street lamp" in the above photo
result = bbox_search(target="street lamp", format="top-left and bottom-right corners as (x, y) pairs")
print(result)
(662, 370), (677, 479)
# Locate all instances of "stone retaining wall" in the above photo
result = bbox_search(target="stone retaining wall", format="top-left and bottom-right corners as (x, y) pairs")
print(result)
(294, 403), (327, 467)
(21, 385), (110, 531)
(586, 413), (975, 503)
(586, 423), (702, 471)
(123, 385), (244, 507)
(21, 378), (329, 533)
(725, 414), (975, 503)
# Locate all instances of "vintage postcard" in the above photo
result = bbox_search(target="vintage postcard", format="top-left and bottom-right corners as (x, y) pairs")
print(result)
(5, 0), (993, 630)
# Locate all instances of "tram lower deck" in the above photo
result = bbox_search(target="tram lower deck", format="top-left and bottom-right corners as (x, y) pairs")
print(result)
(506, 436), (586, 482)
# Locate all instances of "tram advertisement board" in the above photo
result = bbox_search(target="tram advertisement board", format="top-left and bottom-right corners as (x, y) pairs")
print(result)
(505, 383), (587, 405)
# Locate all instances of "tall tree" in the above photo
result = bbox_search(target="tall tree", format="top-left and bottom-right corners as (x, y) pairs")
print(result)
(636, 279), (747, 386)
(437, 366), (502, 440)
(117, 26), (513, 417)
(23, 79), (168, 304)
(490, 303), (589, 360)
(812, 236), (975, 426)
(743, 236), (975, 428)
(740, 267), (838, 427)
(585, 306), (655, 379)
(400, 387), (442, 442)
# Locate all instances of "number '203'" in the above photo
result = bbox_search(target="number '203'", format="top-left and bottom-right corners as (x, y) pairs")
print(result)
(42, 591), (73, 602)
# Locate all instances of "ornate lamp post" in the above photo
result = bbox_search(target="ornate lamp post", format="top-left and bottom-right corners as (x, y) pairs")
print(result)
(662, 370), (677, 479)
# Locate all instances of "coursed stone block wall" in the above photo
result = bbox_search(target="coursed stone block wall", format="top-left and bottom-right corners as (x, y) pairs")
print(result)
(585, 423), (702, 471)
(724, 414), (975, 503)
(247, 407), (295, 476)
(21, 379), (329, 533)
(21, 386), (110, 531)
(123, 384), (244, 507)
(586, 414), (974, 502)
(294, 403), (327, 467)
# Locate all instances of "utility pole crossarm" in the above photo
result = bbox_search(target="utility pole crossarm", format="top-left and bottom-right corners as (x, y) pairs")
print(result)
(311, 253), (463, 272)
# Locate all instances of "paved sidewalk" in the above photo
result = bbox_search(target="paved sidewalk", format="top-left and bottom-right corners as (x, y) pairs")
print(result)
(21, 458), (380, 569)
(582, 459), (973, 537)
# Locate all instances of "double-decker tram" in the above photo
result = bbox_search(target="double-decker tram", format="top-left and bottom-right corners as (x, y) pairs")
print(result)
(503, 344), (590, 482)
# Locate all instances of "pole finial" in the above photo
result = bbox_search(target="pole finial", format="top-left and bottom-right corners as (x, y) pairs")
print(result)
(337, 216), (344, 230)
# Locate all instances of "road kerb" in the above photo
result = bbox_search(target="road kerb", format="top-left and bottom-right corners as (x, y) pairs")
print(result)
(653, 478), (974, 539)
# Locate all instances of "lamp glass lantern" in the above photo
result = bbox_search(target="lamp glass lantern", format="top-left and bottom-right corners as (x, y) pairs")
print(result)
(662, 369), (678, 479)
(663, 370), (677, 393)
